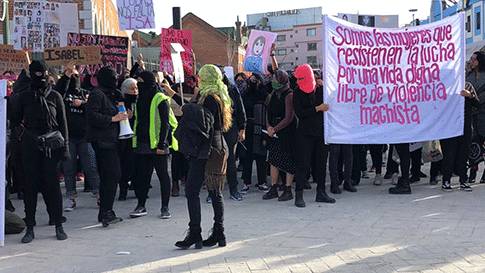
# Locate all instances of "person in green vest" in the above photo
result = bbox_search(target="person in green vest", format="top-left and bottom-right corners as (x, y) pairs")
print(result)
(130, 71), (178, 219)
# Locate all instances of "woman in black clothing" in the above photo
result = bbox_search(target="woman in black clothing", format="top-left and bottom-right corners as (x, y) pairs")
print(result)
(292, 64), (335, 207)
(86, 66), (127, 227)
(262, 70), (297, 201)
(175, 64), (232, 249)
(12, 60), (69, 243)
(129, 71), (173, 219)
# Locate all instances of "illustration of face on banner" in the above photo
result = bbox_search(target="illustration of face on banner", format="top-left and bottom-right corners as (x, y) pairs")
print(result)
(243, 30), (277, 74)
(322, 14), (465, 144)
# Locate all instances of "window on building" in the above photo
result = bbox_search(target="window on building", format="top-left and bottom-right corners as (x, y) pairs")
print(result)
(290, 49), (294, 52)
(307, 43), (317, 51)
(295, 30), (298, 34)
(290, 35), (293, 38)
(307, 28), (316, 36)
(296, 44), (299, 48)
(307, 56), (317, 65)
(277, 49), (287, 56)
(467, 15), (471, 32)
(276, 35), (286, 42)
(296, 57), (299, 61)
(477, 11), (481, 30)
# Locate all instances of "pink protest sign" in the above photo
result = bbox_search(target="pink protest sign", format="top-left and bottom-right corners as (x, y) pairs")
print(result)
(159, 28), (192, 73)
(322, 14), (465, 144)
(243, 30), (277, 74)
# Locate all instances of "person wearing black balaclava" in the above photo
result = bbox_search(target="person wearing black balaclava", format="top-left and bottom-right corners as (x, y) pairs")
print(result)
(129, 71), (172, 219)
(11, 60), (69, 243)
(56, 62), (100, 212)
(86, 66), (127, 227)
(240, 73), (270, 193)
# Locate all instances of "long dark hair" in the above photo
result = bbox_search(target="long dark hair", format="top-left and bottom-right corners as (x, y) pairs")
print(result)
(474, 51), (485, 72)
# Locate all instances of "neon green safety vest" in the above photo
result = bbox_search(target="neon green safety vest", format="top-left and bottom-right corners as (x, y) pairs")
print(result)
(133, 92), (179, 151)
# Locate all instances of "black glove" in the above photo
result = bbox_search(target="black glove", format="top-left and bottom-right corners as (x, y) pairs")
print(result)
(61, 145), (70, 161)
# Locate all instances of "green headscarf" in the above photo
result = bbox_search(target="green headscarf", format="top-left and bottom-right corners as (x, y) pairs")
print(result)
(198, 65), (231, 109)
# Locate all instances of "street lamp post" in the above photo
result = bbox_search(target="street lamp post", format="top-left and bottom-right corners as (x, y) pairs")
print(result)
(409, 9), (418, 26)
(281, 49), (297, 70)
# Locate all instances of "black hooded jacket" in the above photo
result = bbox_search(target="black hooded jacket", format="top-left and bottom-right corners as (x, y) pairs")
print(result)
(57, 74), (90, 139)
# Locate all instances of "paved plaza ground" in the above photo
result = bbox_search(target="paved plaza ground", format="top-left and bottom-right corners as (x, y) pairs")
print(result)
(2, 160), (485, 272)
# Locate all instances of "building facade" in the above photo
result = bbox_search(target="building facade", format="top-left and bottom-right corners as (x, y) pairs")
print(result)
(247, 7), (322, 32)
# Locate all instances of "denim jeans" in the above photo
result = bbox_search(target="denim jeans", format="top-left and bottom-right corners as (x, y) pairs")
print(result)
(63, 137), (100, 196)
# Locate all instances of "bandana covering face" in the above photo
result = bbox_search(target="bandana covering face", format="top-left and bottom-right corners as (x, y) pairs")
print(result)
(198, 65), (231, 109)
(294, 63), (316, 93)
(30, 60), (49, 89)
(272, 70), (290, 92)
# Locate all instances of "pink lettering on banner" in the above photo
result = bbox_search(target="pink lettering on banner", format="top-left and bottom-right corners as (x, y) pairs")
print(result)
(330, 18), (458, 127)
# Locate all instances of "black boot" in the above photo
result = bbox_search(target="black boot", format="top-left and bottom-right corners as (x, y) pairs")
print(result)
(469, 167), (477, 183)
(175, 228), (203, 249)
(98, 208), (107, 223)
(278, 186), (293, 201)
(294, 191), (306, 207)
(102, 210), (123, 227)
(389, 177), (412, 194)
(55, 225), (68, 240)
(316, 188), (336, 203)
(202, 225), (226, 247)
(21, 227), (35, 243)
(330, 182), (341, 194)
(262, 184), (279, 200)
(343, 180), (357, 192)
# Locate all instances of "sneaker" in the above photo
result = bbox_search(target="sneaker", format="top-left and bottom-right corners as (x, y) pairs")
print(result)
(391, 173), (399, 185)
(369, 166), (376, 173)
(160, 206), (171, 219)
(64, 199), (76, 212)
(373, 174), (383, 186)
(410, 176), (421, 183)
(206, 196), (212, 203)
(241, 184), (250, 194)
(384, 172), (393, 179)
(129, 205), (147, 218)
(59, 173), (64, 182)
(230, 190), (242, 201)
(442, 181), (452, 192)
(258, 183), (269, 191)
(460, 182), (473, 192)
(429, 178), (439, 185)
(361, 171), (370, 179)
(76, 172), (84, 182)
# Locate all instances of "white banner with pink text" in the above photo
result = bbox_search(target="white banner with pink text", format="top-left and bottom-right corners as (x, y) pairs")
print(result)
(322, 13), (465, 144)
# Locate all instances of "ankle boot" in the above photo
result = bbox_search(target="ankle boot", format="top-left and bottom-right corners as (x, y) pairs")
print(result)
(294, 190), (306, 207)
(21, 227), (35, 243)
(102, 210), (123, 227)
(389, 178), (412, 194)
(316, 188), (336, 203)
(202, 225), (226, 247)
(175, 228), (203, 249)
(343, 180), (357, 192)
(262, 184), (279, 200)
(172, 180), (179, 197)
(278, 186), (293, 201)
(55, 225), (68, 240)
(98, 208), (106, 223)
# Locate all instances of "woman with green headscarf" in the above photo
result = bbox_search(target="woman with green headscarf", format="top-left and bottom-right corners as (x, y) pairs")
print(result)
(175, 65), (232, 250)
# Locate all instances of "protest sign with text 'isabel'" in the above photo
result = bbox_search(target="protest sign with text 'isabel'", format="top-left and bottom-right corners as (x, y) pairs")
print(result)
(322, 13), (465, 144)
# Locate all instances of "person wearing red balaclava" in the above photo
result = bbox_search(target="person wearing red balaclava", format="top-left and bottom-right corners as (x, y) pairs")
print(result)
(292, 64), (335, 207)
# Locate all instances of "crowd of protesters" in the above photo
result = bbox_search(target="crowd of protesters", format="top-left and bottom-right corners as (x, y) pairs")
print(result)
(3, 46), (484, 249)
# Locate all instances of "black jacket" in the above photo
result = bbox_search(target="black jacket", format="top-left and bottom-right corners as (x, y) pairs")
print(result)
(86, 85), (123, 143)
(57, 74), (90, 139)
(174, 102), (214, 160)
(293, 85), (324, 137)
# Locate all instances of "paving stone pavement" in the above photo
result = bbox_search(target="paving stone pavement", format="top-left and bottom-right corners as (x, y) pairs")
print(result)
(2, 159), (485, 273)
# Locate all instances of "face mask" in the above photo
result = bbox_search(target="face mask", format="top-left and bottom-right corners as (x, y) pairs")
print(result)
(124, 94), (138, 104)
(235, 80), (248, 93)
(294, 64), (316, 93)
(272, 80), (285, 90)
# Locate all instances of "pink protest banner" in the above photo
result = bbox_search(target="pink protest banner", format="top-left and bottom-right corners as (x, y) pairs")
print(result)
(159, 28), (192, 72)
(243, 30), (277, 74)
(322, 14), (465, 144)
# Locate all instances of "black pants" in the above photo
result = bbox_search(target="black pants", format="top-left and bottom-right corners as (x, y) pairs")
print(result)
(411, 148), (422, 178)
(330, 144), (352, 186)
(134, 153), (171, 208)
(430, 160), (442, 180)
(242, 121), (267, 185)
(92, 142), (121, 211)
(22, 134), (63, 227)
(119, 140), (136, 195)
(395, 143), (410, 180)
(295, 134), (329, 192)
(441, 135), (470, 183)
(351, 145), (366, 184)
(386, 144), (399, 174)
(185, 156), (224, 230)
(369, 144), (383, 174)
(224, 129), (239, 193)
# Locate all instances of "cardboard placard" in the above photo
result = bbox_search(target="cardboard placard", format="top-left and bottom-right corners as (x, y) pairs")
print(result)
(0, 44), (29, 75)
(44, 46), (101, 66)
(159, 28), (192, 72)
